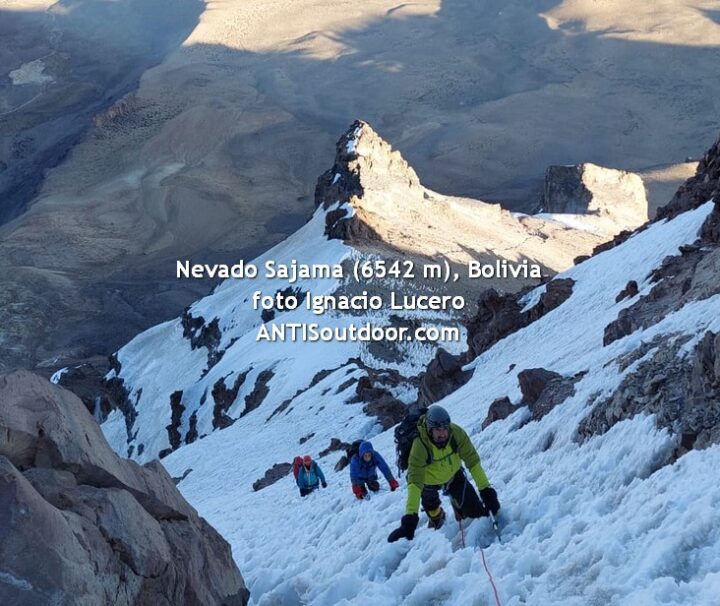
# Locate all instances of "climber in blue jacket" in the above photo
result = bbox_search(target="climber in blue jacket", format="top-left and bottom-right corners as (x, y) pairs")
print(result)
(297, 455), (327, 496)
(349, 441), (399, 499)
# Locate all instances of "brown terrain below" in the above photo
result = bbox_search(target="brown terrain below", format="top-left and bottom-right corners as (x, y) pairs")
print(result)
(1, 0), (719, 371)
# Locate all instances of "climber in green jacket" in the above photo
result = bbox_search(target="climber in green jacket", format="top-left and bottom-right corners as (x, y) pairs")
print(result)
(388, 405), (500, 542)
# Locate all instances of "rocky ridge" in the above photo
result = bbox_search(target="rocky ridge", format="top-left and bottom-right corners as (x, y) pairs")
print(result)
(314, 121), (636, 296)
(476, 130), (720, 463)
(98, 120), (634, 463)
(542, 162), (648, 231)
(0, 370), (249, 606)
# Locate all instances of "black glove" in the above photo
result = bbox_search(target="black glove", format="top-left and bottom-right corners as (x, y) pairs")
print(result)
(480, 487), (500, 516)
(387, 513), (419, 543)
(322, 481), (327, 488)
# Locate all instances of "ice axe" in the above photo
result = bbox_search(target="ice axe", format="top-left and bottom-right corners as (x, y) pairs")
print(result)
(489, 512), (502, 544)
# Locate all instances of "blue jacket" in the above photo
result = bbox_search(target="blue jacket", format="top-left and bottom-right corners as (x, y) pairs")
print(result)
(350, 441), (393, 484)
(297, 461), (326, 489)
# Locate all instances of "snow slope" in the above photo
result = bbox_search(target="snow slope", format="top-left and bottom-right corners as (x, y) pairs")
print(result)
(115, 201), (720, 604)
(102, 204), (461, 462)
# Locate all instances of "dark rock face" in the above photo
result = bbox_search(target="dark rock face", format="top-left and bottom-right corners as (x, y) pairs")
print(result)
(529, 372), (585, 421)
(349, 364), (416, 430)
(0, 370), (249, 606)
(212, 370), (250, 430)
(253, 463), (293, 492)
(260, 287), (307, 323)
(582, 229), (635, 261)
(700, 199), (720, 244)
(418, 348), (472, 407)
(466, 289), (527, 361)
(657, 132), (720, 221)
(314, 120), (421, 242)
(482, 397), (517, 429)
(320, 438), (349, 459)
(314, 121), (365, 211)
(241, 369), (275, 418)
(517, 368), (584, 421)
(518, 368), (563, 405)
(299, 433), (315, 445)
(465, 280), (575, 362)
(161, 390), (185, 458)
(186, 412), (199, 445)
(603, 245), (720, 347)
(578, 332), (720, 458)
(543, 165), (593, 214)
(526, 278), (576, 322)
(542, 163), (647, 225)
(615, 280), (639, 303)
(363, 397), (406, 431)
(53, 360), (118, 419)
(603, 308), (638, 346)
(181, 310), (224, 372)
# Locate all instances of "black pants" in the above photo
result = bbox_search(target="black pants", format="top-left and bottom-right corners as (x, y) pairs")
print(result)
(358, 478), (380, 493)
(300, 485), (318, 497)
(421, 469), (487, 518)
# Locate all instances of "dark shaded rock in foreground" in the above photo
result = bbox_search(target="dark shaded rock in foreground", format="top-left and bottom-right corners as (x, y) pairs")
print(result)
(0, 370), (249, 606)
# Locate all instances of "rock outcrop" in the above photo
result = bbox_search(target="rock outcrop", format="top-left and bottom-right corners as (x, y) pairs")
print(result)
(576, 133), (720, 461)
(465, 289), (526, 362)
(656, 132), (720, 221)
(576, 131), (720, 262)
(465, 279), (576, 362)
(418, 348), (472, 407)
(543, 163), (648, 232)
(602, 214), (720, 348)
(315, 120), (421, 242)
(0, 370), (249, 606)
(52, 359), (119, 420)
(482, 396), (517, 429)
(520, 368), (585, 422)
(601, 133), (720, 348)
(578, 332), (720, 457)
(253, 462), (293, 492)
(313, 121), (613, 300)
(350, 367), (411, 431)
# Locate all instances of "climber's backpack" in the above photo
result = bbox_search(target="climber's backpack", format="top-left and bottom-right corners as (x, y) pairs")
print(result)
(292, 457), (303, 481)
(346, 439), (363, 464)
(394, 407), (427, 474)
(394, 406), (458, 475)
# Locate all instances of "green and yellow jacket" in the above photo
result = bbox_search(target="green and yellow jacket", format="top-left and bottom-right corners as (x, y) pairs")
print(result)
(405, 416), (490, 514)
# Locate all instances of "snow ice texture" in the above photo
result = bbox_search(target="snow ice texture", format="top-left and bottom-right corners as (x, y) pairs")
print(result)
(105, 203), (720, 605)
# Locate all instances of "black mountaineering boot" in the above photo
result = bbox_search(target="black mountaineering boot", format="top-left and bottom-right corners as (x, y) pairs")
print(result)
(427, 507), (446, 530)
(451, 499), (464, 522)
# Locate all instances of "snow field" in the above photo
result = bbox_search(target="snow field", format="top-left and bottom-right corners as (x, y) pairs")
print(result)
(114, 202), (720, 604)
